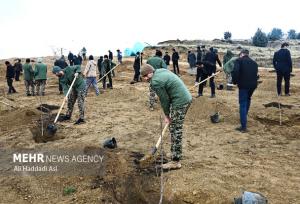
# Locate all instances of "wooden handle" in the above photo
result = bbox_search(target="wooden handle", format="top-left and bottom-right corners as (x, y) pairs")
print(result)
(53, 74), (78, 124)
(155, 123), (169, 149)
(97, 63), (120, 83)
(193, 70), (222, 88)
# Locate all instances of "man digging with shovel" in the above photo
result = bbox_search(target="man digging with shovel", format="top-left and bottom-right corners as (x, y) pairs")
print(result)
(52, 65), (86, 125)
(141, 64), (192, 170)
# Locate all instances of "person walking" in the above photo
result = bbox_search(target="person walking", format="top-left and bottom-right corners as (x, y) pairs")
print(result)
(52, 65), (86, 125)
(84, 55), (100, 96)
(5, 61), (17, 94)
(132, 52), (143, 82)
(23, 58), (35, 96)
(232, 49), (258, 133)
(140, 64), (192, 169)
(273, 42), (293, 96)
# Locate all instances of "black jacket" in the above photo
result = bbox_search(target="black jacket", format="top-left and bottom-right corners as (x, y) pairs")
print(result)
(68, 53), (74, 61)
(203, 51), (222, 74)
(172, 51), (180, 62)
(163, 54), (171, 65)
(6, 64), (15, 78)
(109, 51), (113, 60)
(273, 48), (292, 74)
(133, 55), (142, 69)
(54, 59), (68, 69)
(14, 62), (23, 72)
(232, 56), (258, 89)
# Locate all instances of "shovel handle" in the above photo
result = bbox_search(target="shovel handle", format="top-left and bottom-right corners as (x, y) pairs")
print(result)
(97, 63), (120, 83)
(53, 74), (78, 124)
(193, 70), (222, 88)
(153, 123), (169, 153)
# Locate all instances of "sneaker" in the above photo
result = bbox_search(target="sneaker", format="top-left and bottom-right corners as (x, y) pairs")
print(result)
(27, 93), (31, 96)
(285, 93), (291, 96)
(210, 94), (216, 98)
(74, 118), (85, 125)
(161, 161), (182, 170)
(61, 115), (71, 121)
(235, 126), (248, 133)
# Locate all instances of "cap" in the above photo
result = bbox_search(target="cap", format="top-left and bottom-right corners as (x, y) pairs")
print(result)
(52, 66), (62, 74)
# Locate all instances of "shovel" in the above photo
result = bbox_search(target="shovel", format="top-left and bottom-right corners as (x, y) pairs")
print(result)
(46, 74), (78, 135)
(139, 123), (169, 167)
(192, 70), (222, 89)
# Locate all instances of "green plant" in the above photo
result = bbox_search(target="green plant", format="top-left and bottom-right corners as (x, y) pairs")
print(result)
(63, 186), (76, 195)
(268, 28), (283, 41)
(224, 31), (232, 40)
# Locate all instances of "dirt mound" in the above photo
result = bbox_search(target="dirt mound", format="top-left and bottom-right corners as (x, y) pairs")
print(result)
(36, 104), (60, 113)
(0, 107), (40, 132)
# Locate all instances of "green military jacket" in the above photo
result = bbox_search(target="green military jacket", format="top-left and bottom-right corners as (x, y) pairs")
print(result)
(146, 56), (167, 70)
(150, 69), (192, 116)
(34, 63), (47, 80)
(223, 57), (238, 74)
(60, 65), (85, 95)
(23, 63), (34, 81)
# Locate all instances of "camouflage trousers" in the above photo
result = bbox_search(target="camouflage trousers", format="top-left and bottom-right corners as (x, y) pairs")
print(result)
(149, 85), (156, 108)
(24, 80), (35, 95)
(169, 102), (191, 161)
(36, 80), (46, 96)
(66, 89), (85, 119)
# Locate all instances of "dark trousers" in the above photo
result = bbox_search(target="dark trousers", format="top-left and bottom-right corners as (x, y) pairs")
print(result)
(197, 69), (215, 96)
(69, 60), (74, 66)
(59, 78), (63, 92)
(276, 72), (290, 95)
(173, 61), (179, 74)
(239, 88), (255, 129)
(133, 67), (140, 81)
(102, 72), (112, 89)
(15, 71), (21, 81)
(7, 78), (16, 93)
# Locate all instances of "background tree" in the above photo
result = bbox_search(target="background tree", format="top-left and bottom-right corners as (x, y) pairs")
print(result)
(287, 29), (297, 39)
(252, 28), (268, 47)
(268, 28), (283, 41)
(224, 31), (232, 40)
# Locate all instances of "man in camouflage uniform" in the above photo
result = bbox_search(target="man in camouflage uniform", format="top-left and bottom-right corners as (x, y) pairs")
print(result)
(23, 58), (35, 96)
(52, 65), (86, 125)
(34, 58), (47, 96)
(146, 50), (167, 111)
(141, 64), (192, 170)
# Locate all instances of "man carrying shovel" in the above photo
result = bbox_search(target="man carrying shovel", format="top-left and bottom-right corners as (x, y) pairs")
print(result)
(52, 65), (86, 125)
(141, 64), (192, 170)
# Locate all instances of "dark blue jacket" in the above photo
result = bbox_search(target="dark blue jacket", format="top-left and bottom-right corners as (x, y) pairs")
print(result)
(232, 56), (258, 89)
(273, 48), (292, 74)
(172, 51), (179, 62)
(203, 51), (222, 74)
(6, 64), (15, 78)
(188, 53), (196, 67)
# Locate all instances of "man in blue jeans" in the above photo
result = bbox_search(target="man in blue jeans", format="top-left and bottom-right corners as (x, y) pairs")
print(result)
(232, 49), (258, 133)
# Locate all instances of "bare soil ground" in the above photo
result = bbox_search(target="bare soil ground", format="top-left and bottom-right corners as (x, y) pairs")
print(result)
(0, 58), (299, 204)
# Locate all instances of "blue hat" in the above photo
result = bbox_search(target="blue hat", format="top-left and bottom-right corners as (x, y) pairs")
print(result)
(52, 66), (62, 74)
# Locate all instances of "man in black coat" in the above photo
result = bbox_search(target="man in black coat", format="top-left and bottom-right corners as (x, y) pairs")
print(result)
(5, 61), (17, 94)
(273, 42), (293, 96)
(132, 52), (143, 82)
(172, 48), (180, 75)
(197, 47), (222, 98)
(68, 51), (74, 66)
(14, 59), (22, 81)
(232, 49), (258, 133)
(163, 51), (171, 66)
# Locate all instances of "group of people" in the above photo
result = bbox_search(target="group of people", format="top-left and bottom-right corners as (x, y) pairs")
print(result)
(4, 42), (293, 169)
(5, 58), (48, 96)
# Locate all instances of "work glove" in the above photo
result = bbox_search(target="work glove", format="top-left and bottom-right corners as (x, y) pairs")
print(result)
(74, 73), (79, 77)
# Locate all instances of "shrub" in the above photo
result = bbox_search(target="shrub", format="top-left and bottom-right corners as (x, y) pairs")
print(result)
(252, 28), (268, 47)
(268, 28), (283, 41)
(224, 31), (232, 40)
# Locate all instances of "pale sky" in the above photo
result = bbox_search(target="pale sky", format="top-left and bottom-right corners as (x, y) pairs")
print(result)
(1, 0), (299, 59)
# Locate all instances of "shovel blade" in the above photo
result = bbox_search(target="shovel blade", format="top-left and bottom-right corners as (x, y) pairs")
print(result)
(47, 124), (57, 135)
